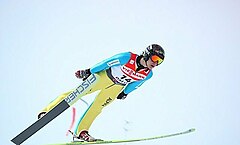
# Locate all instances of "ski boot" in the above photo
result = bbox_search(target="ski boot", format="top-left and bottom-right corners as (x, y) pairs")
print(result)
(69, 130), (103, 142)
(37, 111), (46, 119)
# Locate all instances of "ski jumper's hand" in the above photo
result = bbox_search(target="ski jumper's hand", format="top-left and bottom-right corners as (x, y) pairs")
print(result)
(117, 91), (128, 100)
(75, 69), (91, 81)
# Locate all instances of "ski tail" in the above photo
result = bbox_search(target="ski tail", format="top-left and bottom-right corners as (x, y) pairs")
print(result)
(11, 100), (70, 145)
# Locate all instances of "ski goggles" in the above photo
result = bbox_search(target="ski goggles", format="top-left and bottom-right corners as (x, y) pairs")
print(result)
(150, 55), (164, 65)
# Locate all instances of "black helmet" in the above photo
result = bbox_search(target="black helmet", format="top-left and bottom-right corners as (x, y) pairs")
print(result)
(142, 44), (165, 65)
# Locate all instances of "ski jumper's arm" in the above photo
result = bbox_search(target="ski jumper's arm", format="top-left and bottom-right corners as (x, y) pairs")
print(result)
(123, 71), (153, 94)
(90, 52), (131, 73)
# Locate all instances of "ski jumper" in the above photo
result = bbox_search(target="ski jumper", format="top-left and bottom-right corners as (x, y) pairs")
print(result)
(40, 52), (153, 135)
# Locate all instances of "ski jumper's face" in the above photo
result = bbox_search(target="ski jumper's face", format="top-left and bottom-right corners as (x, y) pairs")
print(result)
(146, 58), (158, 70)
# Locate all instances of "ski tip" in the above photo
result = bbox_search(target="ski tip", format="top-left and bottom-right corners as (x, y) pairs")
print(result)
(188, 128), (196, 132)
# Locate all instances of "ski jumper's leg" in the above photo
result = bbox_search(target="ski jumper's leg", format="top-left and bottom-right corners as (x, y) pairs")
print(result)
(41, 91), (73, 113)
(40, 73), (103, 113)
(75, 72), (124, 135)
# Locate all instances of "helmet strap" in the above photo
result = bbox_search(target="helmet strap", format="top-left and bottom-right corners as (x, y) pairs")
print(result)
(145, 59), (148, 67)
(136, 55), (148, 71)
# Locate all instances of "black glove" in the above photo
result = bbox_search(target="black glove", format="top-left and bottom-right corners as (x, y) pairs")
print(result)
(75, 69), (91, 81)
(117, 91), (128, 100)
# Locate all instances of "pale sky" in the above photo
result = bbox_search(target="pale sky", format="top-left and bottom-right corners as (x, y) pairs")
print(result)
(1, 0), (240, 145)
